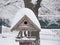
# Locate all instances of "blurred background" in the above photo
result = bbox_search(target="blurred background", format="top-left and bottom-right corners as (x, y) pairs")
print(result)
(0, 0), (60, 45)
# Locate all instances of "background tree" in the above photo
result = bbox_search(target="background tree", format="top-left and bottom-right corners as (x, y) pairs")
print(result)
(24, 0), (42, 18)
(0, 18), (2, 33)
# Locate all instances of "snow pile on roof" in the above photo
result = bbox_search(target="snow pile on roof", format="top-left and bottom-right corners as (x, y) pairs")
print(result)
(11, 8), (41, 30)
(18, 37), (36, 40)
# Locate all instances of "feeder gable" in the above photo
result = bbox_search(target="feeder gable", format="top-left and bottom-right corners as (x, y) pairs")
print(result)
(11, 15), (40, 31)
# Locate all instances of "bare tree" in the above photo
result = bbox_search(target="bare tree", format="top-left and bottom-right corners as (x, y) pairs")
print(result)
(24, 0), (42, 18)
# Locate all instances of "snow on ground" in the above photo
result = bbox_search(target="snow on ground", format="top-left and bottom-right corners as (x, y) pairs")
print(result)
(0, 29), (60, 45)
(0, 37), (19, 45)
(0, 31), (19, 45)
(40, 29), (60, 45)
(41, 39), (60, 45)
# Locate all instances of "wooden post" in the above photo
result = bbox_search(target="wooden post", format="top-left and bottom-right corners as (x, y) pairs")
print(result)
(19, 42), (32, 45)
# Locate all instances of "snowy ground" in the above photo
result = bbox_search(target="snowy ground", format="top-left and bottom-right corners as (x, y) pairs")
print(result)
(40, 29), (60, 45)
(41, 39), (60, 45)
(0, 31), (19, 45)
(0, 29), (60, 45)
(0, 37), (19, 45)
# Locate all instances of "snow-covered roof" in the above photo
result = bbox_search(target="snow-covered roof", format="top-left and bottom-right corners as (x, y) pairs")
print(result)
(10, 8), (41, 30)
